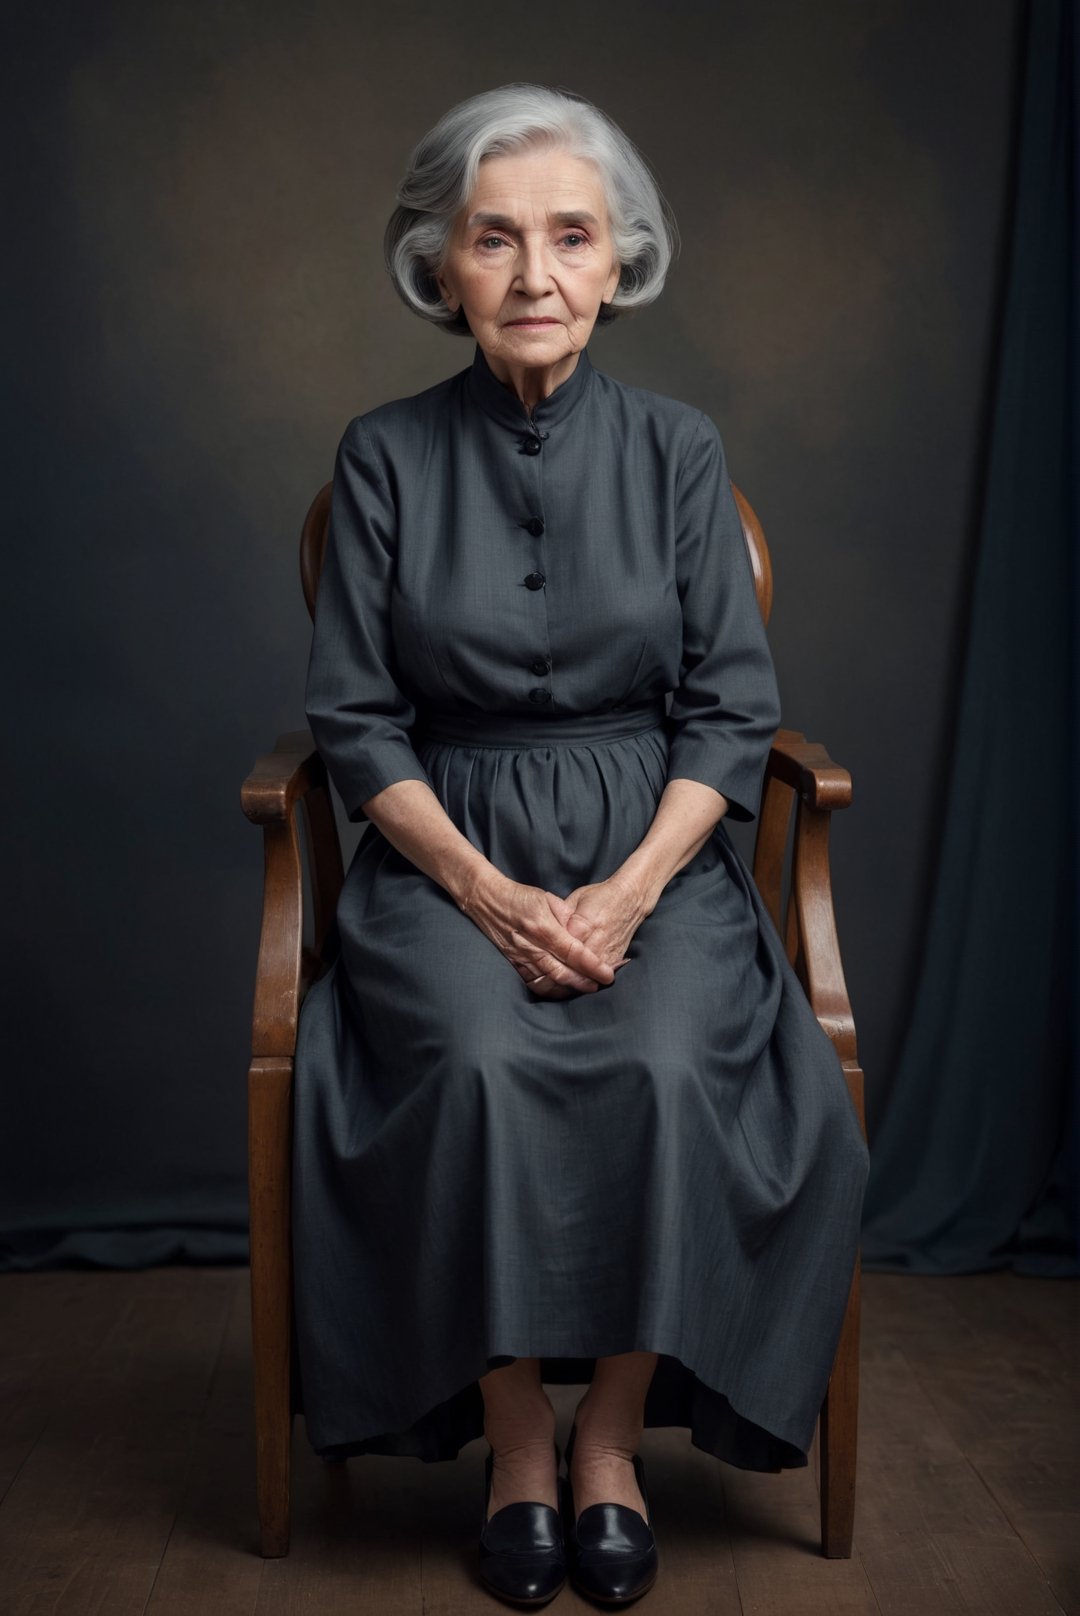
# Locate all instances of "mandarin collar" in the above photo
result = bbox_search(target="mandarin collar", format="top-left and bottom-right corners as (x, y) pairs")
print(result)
(465, 341), (594, 435)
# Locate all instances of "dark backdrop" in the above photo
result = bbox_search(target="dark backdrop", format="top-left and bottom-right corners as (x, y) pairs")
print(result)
(6, 0), (1028, 1264)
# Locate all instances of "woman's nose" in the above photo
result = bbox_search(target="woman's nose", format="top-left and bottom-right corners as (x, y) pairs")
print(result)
(513, 240), (556, 298)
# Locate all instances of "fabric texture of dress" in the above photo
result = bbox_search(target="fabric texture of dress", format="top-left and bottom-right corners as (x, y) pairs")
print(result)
(291, 341), (870, 1473)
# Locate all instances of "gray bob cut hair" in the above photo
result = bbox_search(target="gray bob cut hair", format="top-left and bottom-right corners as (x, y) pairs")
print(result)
(383, 83), (680, 335)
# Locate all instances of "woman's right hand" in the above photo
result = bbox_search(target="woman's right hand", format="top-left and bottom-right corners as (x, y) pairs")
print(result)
(457, 871), (625, 996)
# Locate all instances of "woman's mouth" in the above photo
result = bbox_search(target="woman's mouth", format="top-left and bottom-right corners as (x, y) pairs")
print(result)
(507, 318), (560, 327)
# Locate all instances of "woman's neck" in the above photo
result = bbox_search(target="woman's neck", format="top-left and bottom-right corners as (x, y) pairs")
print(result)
(483, 349), (582, 416)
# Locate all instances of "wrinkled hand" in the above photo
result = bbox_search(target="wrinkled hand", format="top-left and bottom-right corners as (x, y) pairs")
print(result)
(459, 872), (622, 996)
(519, 874), (647, 999)
(541, 874), (647, 996)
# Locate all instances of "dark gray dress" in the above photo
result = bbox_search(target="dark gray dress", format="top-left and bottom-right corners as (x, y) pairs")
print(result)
(291, 342), (870, 1473)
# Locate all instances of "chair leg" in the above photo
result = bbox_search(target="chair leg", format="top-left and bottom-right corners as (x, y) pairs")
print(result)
(248, 1055), (295, 1557)
(818, 1252), (861, 1557)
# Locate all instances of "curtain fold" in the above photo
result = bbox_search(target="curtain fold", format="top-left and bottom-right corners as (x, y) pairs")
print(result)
(861, 0), (1078, 1275)
(0, 1223), (249, 1273)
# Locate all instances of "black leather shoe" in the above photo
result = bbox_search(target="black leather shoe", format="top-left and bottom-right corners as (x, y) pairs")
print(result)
(478, 1439), (567, 1607)
(563, 1422), (659, 1605)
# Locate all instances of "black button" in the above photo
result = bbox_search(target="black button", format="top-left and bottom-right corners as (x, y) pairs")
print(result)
(524, 571), (546, 590)
(528, 687), (552, 703)
(525, 517), (545, 537)
(530, 656), (551, 675)
(521, 435), (542, 455)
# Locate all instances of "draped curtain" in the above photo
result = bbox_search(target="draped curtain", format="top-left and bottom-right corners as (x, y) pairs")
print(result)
(860, 0), (1078, 1276)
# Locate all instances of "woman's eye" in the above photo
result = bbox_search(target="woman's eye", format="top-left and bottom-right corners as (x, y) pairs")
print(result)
(477, 233), (589, 251)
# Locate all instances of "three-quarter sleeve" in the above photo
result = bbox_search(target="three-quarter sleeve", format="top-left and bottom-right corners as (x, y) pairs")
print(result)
(304, 416), (435, 824)
(665, 412), (782, 823)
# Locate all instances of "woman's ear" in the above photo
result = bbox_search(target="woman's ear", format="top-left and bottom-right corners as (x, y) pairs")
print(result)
(435, 270), (459, 313)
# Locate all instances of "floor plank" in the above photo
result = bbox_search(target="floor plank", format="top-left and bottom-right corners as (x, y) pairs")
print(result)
(624, 1427), (742, 1615)
(0, 1268), (1075, 1614)
(0, 1273), (136, 1505)
(932, 1532), (1065, 1616)
(0, 1270), (235, 1615)
(145, 1271), (262, 1614)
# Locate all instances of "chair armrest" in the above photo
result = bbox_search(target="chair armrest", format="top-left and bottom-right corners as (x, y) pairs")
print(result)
(755, 727), (859, 1066)
(791, 805), (858, 1061)
(241, 730), (324, 825)
(767, 729), (852, 811)
(241, 730), (342, 1058)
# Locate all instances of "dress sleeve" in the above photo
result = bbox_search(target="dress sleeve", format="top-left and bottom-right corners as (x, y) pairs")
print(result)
(304, 416), (436, 824)
(665, 412), (782, 823)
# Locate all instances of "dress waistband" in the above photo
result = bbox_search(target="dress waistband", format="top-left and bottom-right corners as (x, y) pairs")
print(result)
(412, 697), (668, 749)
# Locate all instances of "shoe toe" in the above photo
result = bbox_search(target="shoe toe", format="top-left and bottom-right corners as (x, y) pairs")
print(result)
(479, 1501), (566, 1604)
(568, 1502), (659, 1603)
(478, 1556), (566, 1605)
(573, 1550), (658, 1604)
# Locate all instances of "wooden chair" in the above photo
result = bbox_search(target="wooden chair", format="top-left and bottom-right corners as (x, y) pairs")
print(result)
(240, 479), (869, 1560)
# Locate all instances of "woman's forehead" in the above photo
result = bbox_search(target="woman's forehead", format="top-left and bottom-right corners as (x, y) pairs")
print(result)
(464, 152), (608, 223)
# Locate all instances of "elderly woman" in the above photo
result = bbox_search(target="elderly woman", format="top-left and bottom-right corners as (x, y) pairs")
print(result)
(293, 83), (870, 1608)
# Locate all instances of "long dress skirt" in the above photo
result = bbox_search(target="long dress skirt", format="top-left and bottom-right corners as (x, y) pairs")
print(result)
(290, 698), (870, 1472)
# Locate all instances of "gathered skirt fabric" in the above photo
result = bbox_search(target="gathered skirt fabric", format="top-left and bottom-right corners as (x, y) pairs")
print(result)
(290, 701), (871, 1473)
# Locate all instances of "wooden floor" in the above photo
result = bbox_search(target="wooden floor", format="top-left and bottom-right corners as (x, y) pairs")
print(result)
(0, 1267), (1076, 1614)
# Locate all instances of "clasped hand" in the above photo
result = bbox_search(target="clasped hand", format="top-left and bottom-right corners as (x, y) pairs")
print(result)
(462, 871), (647, 998)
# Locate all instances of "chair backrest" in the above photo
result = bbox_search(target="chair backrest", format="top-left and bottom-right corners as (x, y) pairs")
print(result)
(300, 479), (773, 627)
(732, 487), (773, 626)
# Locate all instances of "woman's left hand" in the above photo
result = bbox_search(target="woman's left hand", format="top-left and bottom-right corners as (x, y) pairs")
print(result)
(524, 874), (647, 996)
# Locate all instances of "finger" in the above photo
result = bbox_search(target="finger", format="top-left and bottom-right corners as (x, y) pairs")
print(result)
(528, 970), (576, 998)
(523, 955), (631, 996)
(546, 891), (598, 942)
(521, 964), (575, 998)
(536, 950), (604, 988)
(528, 949), (602, 993)
(545, 891), (577, 923)
(564, 908), (598, 942)
(519, 917), (610, 987)
(514, 955), (556, 985)
(544, 893), (594, 945)
(557, 930), (615, 983)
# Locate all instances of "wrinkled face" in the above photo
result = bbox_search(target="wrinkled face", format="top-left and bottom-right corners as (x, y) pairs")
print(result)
(435, 146), (621, 368)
